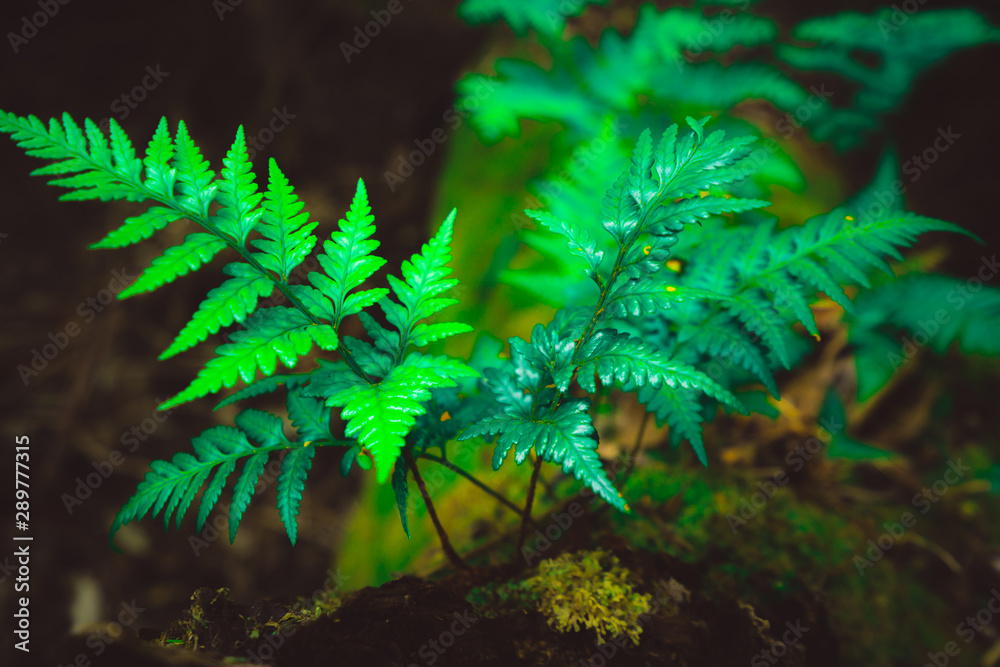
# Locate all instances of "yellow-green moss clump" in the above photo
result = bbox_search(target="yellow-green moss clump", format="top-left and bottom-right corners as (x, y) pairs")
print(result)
(524, 548), (652, 645)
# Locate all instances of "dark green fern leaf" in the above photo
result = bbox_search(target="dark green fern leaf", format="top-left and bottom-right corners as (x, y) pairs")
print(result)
(849, 272), (1000, 400)
(392, 457), (411, 538)
(109, 425), (281, 545)
(461, 399), (627, 511)
(576, 329), (744, 413)
(214, 373), (310, 410)
(277, 444), (316, 545)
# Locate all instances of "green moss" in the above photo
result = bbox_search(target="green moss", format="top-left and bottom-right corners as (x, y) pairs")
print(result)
(610, 460), (971, 665)
(523, 548), (653, 645)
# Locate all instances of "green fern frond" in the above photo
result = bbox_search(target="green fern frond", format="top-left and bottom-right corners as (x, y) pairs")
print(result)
(159, 307), (338, 410)
(461, 399), (627, 511)
(141, 117), (176, 198)
(686, 315), (779, 397)
(214, 373), (310, 410)
(382, 209), (473, 356)
(849, 272), (1000, 400)
(252, 159), (319, 282)
(89, 206), (184, 250)
(119, 233), (229, 299)
(392, 457), (411, 538)
(601, 122), (765, 254)
(109, 424), (281, 544)
(309, 178), (388, 328)
(603, 281), (732, 319)
(277, 444), (316, 545)
(159, 263), (274, 359)
(779, 9), (1000, 148)
(324, 357), (477, 484)
(576, 329), (744, 413)
(211, 126), (264, 245)
(523, 209), (606, 290)
(635, 385), (708, 465)
(286, 388), (334, 444)
(172, 120), (217, 215)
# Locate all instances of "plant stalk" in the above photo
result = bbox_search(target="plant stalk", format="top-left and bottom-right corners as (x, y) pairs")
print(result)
(403, 449), (468, 571)
(514, 454), (545, 568)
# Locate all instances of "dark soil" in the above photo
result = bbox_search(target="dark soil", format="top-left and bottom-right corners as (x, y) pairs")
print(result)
(50, 536), (838, 667)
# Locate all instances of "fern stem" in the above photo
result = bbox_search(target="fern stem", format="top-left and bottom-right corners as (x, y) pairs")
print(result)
(616, 410), (648, 490)
(402, 449), (468, 571)
(418, 453), (528, 521)
(514, 453), (545, 568)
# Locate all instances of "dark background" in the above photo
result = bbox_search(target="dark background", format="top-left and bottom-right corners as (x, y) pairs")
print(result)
(0, 0), (996, 663)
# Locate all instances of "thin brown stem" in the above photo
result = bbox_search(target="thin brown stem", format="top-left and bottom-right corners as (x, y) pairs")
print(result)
(514, 454), (545, 567)
(402, 449), (468, 571)
(616, 410), (649, 490)
(419, 453), (531, 523)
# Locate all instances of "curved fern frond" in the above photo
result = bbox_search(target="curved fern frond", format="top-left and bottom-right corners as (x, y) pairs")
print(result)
(576, 328), (744, 413)
(849, 272), (1000, 400)
(460, 399), (627, 511)
(159, 262), (275, 359)
(159, 307), (338, 410)
(109, 424), (282, 545)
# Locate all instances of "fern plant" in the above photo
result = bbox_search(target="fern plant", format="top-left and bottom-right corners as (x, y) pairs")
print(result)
(457, 117), (767, 549)
(0, 103), (984, 572)
(0, 110), (480, 559)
